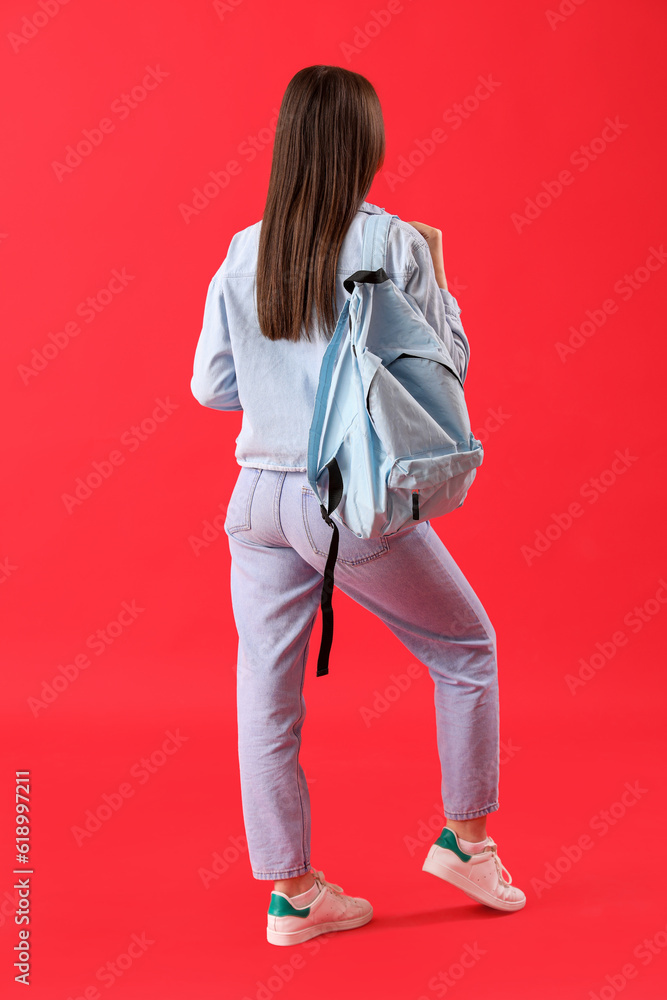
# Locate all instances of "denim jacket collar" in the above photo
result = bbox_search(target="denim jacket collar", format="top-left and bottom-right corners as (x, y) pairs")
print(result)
(359, 200), (385, 215)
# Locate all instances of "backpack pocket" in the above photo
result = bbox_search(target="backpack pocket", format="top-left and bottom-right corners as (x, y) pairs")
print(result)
(384, 450), (483, 534)
(366, 354), (469, 461)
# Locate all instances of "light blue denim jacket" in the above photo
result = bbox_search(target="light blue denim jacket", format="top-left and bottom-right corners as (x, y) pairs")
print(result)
(190, 201), (471, 472)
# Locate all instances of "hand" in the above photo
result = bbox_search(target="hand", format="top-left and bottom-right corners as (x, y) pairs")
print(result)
(406, 220), (448, 290)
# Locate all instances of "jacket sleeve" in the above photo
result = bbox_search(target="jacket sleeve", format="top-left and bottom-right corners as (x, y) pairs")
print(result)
(403, 236), (470, 384)
(190, 268), (243, 411)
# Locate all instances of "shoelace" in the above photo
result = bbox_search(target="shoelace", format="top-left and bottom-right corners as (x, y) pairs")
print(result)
(311, 868), (344, 895)
(482, 838), (513, 886)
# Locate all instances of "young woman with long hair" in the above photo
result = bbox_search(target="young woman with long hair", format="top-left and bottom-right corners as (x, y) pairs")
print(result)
(191, 64), (526, 947)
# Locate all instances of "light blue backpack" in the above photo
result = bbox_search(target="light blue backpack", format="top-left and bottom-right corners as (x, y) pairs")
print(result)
(307, 209), (484, 676)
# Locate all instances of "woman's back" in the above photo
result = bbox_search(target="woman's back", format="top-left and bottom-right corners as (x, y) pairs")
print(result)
(190, 200), (469, 471)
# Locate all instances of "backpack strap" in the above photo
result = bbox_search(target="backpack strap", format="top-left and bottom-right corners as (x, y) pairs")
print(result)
(306, 301), (349, 501)
(308, 211), (395, 491)
(361, 209), (394, 271)
(306, 302), (349, 677)
(342, 210), (395, 294)
(307, 209), (396, 678)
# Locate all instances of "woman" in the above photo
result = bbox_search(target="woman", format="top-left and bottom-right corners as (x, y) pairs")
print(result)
(191, 64), (526, 947)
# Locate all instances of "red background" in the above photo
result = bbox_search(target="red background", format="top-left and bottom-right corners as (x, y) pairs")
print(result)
(2, 0), (666, 997)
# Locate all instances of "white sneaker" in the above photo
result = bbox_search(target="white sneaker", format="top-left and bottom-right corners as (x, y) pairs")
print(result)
(266, 868), (373, 946)
(422, 827), (526, 912)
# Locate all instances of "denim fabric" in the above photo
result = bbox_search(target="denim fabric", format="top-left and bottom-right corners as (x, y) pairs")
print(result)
(190, 201), (471, 472)
(225, 465), (500, 880)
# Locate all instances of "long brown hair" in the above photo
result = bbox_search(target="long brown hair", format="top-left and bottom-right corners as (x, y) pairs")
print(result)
(256, 65), (385, 343)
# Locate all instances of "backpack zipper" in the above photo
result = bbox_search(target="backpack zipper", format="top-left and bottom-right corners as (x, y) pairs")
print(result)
(412, 489), (420, 519)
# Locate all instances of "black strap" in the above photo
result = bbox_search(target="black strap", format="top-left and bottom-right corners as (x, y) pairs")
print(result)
(316, 457), (344, 676)
(343, 267), (388, 295)
(315, 268), (387, 676)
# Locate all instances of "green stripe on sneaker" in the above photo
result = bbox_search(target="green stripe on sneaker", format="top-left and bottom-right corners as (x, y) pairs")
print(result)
(268, 893), (311, 918)
(434, 827), (473, 861)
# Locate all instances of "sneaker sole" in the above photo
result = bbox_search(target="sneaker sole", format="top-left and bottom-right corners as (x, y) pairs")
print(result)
(422, 855), (526, 912)
(267, 908), (373, 946)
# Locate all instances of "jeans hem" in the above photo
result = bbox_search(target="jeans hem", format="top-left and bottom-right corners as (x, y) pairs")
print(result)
(252, 862), (311, 880)
(444, 801), (500, 820)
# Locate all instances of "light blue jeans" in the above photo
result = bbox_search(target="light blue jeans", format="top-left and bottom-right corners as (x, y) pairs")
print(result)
(225, 466), (500, 880)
